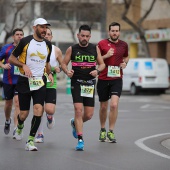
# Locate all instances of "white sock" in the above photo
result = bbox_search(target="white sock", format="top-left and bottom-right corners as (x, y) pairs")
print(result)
(6, 119), (11, 124)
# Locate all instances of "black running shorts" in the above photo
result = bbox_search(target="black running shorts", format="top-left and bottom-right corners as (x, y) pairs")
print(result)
(97, 78), (122, 102)
(45, 88), (57, 104)
(17, 75), (47, 110)
(71, 79), (96, 107)
(3, 83), (18, 100)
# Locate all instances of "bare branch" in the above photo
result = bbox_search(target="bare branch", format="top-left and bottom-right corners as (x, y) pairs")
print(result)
(137, 0), (156, 26)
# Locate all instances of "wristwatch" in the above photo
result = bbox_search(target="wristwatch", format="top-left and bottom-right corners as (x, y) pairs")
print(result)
(96, 69), (101, 75)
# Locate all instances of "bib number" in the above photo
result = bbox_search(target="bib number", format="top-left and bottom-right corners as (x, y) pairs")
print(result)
(29, 77), (44, 91)
(14, 66), (20, 75)
(107, 66), (120, 77)
(80, 85), (94, 98)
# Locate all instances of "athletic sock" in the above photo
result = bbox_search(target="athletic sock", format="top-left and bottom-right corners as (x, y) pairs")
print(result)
(5, 119), (11, 124)
(109, 129), (113, 133)
(17, 115), (24, 129)
(37, 116), (44, 134)
(29, 115), (41, 137)
(78, 133), (83, 140)
(28, 136), (34, 142)
(101, 128), (106, 132)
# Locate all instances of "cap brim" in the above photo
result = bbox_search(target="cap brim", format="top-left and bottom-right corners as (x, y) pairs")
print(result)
(33, 23), (51, 26)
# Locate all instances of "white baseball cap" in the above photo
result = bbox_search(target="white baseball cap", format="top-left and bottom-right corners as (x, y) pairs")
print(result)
(33, 18), (51, 26)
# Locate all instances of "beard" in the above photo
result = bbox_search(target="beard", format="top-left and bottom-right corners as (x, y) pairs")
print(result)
(36, 29), (46, 39)
(110, 35), (119, 42)
(79, 40), (88, 46)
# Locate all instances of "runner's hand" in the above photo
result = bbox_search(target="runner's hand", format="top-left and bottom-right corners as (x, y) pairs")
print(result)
(23, 64), (32, 77)
(48, 73), (54, 86)
(66, 70), (74, 78)
(3, 63), (11, 70)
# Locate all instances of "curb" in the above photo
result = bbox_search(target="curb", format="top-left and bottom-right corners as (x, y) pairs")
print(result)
(160, 94), (170, 101)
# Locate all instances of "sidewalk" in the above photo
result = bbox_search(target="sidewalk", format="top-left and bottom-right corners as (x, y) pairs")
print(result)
(160, 89), (170, 101)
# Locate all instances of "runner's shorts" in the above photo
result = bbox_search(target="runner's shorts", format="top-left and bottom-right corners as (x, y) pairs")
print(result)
(3, 83), (18, 100)
(71, 79), (96, 107)
(16, 75), (47, 110)
(97, 78), (122, 102)
(45, 88), (57, 104)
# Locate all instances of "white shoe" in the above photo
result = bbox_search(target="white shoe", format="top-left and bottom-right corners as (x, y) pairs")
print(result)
(15, 128), (23, 140)
(25, 140), (38, 151)
(46, 115), (55, 129)
(13, 128), (17, 139)
(35, 134), (44, 143)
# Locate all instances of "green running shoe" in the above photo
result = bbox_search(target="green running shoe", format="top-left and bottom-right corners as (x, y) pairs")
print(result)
(25, 140), (38, 151)
(99, 130), (106, 142)
(107, 131), (117, 143)
(15, 127), (23, 141)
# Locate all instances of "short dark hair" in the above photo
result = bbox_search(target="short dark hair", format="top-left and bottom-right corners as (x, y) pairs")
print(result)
(109, 22), (121, 31)
(12, 28), (24, 35)
(79, 25), (91, 33)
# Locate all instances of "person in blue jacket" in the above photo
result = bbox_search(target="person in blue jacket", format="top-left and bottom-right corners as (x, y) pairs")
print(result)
(0, 28), (24, 137)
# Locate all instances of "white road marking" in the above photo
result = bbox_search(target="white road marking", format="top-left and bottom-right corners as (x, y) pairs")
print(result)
(140, 104), (150, 109)
(135, 133), (170, 159)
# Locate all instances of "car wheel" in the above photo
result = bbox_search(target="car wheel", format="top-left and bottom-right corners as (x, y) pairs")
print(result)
(130, 84), (139, 95)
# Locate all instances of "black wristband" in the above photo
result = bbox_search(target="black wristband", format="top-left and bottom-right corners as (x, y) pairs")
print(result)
(96, 69), (101, 75)
(48, 71), (53, 76)
(59, 67), (62, 72)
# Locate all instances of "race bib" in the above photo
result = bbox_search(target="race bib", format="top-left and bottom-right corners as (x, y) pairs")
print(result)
(14, 66), (20, 75)
(29, 77), (44, 91)
(107, 66), (120, 77)
(80, 85), (94, 98)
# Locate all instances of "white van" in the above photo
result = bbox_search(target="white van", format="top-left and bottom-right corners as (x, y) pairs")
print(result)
(122, 58), (169, 95)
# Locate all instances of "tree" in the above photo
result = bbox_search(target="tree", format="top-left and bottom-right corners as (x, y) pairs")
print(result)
(1, 0), (28, 44)
(122, 0), (156, 57)
(42, 0), (102, 43)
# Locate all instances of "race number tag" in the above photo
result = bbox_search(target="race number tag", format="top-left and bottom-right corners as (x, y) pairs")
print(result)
(14, 66), (20, 75)
(107, 66), (120, 77)
(80, 85), (94, 98)
(29, 77), (44, 91)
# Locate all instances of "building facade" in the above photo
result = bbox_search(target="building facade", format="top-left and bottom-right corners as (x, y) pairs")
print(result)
(106, 0), (170, 72)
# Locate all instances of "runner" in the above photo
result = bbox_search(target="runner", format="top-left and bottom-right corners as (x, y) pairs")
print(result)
(9, 18), (53, 151)
(61, 24), (105, 151)
(97, 22), (129, 143)
(0, 28), (24, 137)
(35, 27), (62, 143)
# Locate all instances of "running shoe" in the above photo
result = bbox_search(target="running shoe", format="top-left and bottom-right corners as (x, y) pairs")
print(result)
(99, 130), (106, 142)
(25, 140), (38, 151)
(46, 114), (55, 129)
(13, 128), (17, 139)
(75, 139), (84, 151)
(4, 118), (11, 135)
(15, 127), (23, 140)
(106, 131), (117, 143)
(35, 134), (44, 143)
(70, 118), (78, 139)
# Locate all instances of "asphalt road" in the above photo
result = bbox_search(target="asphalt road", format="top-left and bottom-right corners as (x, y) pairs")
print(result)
(0, 90), (170, 170)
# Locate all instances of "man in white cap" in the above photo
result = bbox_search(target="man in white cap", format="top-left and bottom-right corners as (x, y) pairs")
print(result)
(9, 18), (53, 151)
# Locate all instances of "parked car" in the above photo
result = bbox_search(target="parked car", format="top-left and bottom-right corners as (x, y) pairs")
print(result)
(123, 58), (170, 95)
